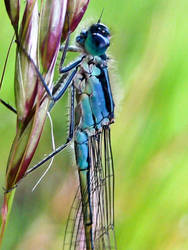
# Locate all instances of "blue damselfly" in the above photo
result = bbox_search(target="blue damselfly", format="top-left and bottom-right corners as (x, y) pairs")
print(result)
(26, 20), (117, 249)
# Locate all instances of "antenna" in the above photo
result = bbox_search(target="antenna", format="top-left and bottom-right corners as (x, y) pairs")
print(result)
(97, 8), (104, 23)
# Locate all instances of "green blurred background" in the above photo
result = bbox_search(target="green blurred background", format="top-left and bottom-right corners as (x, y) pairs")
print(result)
(1, 0), (188, 249)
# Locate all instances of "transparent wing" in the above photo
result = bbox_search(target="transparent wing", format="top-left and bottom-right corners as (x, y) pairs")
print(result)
(63, 188), (86, 250)
(63, 128), (116, 249)
(90, 128), (116, 249)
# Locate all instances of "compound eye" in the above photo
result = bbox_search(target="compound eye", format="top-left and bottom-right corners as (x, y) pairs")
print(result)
(101, 29), (108, 37)
(96, 24), (110, 37)
(92, 33), (110, 49)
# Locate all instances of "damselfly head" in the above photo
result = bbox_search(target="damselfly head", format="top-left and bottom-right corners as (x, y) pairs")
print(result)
(90, 23), (110, 39)
(76, 23), (111, 56)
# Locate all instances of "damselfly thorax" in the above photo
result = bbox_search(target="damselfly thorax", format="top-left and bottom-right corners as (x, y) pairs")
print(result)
(73, 56), (113, 138)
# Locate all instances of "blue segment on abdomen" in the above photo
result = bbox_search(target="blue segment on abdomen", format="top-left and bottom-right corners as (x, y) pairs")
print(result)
(75, 131), (89, 170)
